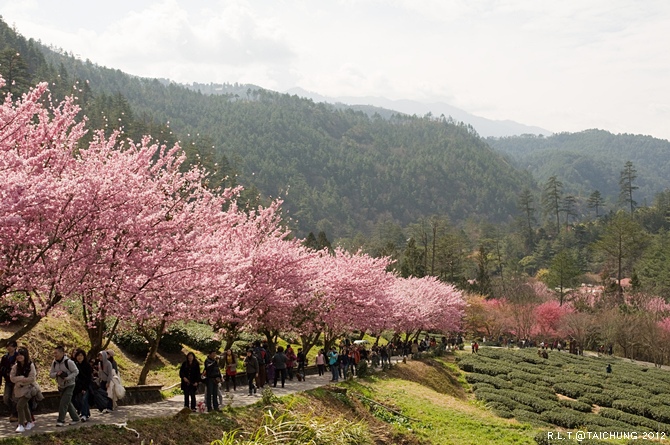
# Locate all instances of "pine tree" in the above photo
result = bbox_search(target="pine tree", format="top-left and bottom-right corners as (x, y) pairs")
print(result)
(542, 176), (563, 235)
(561, 195), (578, 229)
(619, 161), (638, 214)
(518, 188), (536, 249)
(587, 190), (605, 218)
(0, 49), (31, 96)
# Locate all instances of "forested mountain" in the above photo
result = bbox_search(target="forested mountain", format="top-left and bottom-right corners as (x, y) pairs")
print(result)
(488, 130), (670, 207)
(0, 18), (532, 239)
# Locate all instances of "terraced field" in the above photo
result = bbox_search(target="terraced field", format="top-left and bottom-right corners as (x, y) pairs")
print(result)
(458, 348), (670, 443)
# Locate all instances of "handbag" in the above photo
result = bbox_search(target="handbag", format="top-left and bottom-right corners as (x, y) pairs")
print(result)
(29, 382), (44, 402)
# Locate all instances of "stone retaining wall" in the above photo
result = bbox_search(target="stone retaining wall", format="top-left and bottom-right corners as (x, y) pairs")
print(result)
(0, 384), (163, 416)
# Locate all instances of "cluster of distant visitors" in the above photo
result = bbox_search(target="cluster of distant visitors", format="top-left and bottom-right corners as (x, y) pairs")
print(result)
(179, 341), (315, 413)
(1, 341), (124, 433)
(183, 336), (461, 413)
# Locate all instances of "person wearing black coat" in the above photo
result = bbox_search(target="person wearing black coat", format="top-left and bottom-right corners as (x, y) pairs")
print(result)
(272, 346), (288, 388)
(243, 349), (258, 396)
(179, 352), (201, 411)
(202, 351), (221, 412)
(73, 349), (92, 422)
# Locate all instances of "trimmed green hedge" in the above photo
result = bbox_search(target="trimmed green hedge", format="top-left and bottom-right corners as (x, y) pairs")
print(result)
(465, 372), (513, 389)
(558, 398), (592, 413)
(539, 408), (584, 429)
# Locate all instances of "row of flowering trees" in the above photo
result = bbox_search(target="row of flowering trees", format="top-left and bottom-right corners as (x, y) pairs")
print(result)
(0, 78), (465, 383)
(465, 281), (670, 366)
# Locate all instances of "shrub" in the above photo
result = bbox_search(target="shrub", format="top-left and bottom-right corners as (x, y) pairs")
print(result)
(487, 403), (514, 418)
(611, 399), (652, 418)
(512, 409), (553, 428)
(599, 408), (670, 434)
(553, 382), (599, 399)
(158, 331), (184, 353)
(114, 330), (149, 356)
(166, 322), (221, 353)
(508, 370), (543, 384)
(540, 408), (584, 429)
(558, 398), (592, 413)
(581, 413), (636, 430)
(474, 389), (526, 412)
(465, 373), (512, 389)
(470, 362), (511, 377)
(500, 389), (557, 414)
(578, 392), (613, 407)
(650, 405), (670, 424)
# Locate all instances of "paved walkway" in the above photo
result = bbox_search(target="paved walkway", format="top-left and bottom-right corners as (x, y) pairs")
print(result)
(0, 373), (336, 440)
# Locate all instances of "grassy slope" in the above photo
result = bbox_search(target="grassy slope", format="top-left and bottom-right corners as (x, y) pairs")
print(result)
(352, 358), (537, 445)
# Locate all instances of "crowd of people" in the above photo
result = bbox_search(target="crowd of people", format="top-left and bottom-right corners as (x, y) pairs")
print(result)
(1, 335), (462, 431)
(179, 336), (464, 412)
(0, 341), (123, 433)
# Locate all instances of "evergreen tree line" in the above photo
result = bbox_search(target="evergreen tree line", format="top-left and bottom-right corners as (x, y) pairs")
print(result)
(346, 163), (670, 302)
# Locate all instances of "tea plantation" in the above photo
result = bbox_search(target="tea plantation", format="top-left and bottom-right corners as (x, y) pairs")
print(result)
(458, 348), (670, 443)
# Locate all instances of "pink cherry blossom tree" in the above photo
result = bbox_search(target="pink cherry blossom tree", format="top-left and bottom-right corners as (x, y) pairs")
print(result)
(0, 79), (89, 346)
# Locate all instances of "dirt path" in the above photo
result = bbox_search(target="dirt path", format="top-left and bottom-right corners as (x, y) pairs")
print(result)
(0, 373), (336, 439)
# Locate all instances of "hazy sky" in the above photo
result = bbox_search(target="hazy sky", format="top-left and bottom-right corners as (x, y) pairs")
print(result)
(2, 0), (669, 140)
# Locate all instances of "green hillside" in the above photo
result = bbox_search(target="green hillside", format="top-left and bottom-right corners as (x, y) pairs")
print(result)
(488, 130), (670, 206)
(1, 18), (532, 239)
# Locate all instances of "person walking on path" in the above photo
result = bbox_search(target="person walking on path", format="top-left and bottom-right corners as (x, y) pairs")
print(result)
(222, 350), (237, 392)
(1, 341), (19, 423)
(272, 346), (288, 388)
(179, 352), (200, 411)
(93, 351), (114, 413)
(49, 345), (80, 427)
(243, 349), (258, 396)
(203, 350), (222, 412)
(296, 348), (307, 381)
(328, 348), (339, 382)
(9, 347), (36, 433)
(285, 346), (296, 381)
(72, 349), (92, 422)
(316, 350), (326, 376)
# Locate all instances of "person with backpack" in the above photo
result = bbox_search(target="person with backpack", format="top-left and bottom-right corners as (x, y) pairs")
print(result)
(202, 350), (222, 412)
(9, 347), (36, 433)
(179, 352), (200, 411)
(272, 346), (288, 388)
(243, 349), (258, 396)
(72, 349), (92, 422)
(49, 345), (80, 427)
(1, 340), (19, 422)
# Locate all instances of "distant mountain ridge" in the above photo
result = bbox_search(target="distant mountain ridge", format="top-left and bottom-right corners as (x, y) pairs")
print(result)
(285, 87), (553, 138)
(178, 82), (553, 137)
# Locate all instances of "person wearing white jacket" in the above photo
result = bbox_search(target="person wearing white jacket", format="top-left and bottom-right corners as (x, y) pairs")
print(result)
(49, 345), (80, 427)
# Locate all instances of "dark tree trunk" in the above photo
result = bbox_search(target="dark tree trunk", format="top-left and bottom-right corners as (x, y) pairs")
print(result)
(138, 320), (167, 385)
